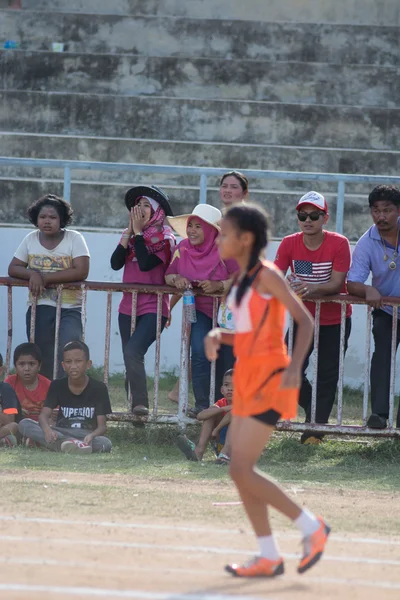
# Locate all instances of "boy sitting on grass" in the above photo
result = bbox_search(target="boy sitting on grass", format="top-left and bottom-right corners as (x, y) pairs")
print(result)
(19, 341), (112, 454)
(0, 352), (20, 447)
(177, 369), (233, 464)
(6, 343), (51, 422)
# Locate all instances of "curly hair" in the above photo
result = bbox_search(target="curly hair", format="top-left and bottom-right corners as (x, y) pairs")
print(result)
(224, 203), (269, 305)
(368, 185), (400, 208)
(28, 194), (74, 228)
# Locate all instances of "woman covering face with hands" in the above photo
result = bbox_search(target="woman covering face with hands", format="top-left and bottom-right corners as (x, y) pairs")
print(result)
(110, 186), (175, 416)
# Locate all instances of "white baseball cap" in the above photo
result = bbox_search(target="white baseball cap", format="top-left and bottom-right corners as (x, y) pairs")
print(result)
(296, 191), (328, 214)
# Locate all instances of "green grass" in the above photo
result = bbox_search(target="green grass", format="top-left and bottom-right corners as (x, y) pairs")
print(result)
(2, 370), (399, 494)
(1, 423), (400, 493)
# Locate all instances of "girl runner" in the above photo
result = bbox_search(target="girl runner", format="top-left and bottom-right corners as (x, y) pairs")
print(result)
(205, 203), (330, 578)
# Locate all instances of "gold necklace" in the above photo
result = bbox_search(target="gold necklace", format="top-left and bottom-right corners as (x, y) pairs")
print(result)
(381, 228), (400, 270)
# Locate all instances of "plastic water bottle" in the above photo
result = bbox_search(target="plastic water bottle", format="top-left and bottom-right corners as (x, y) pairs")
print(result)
(183, 289), (197, 323)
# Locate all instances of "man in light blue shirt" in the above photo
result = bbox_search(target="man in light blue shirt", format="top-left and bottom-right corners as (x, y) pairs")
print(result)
(347, 185), (400, 429)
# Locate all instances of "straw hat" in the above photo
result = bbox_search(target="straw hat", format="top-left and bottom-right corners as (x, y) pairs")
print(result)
(167, 204), (222, 239)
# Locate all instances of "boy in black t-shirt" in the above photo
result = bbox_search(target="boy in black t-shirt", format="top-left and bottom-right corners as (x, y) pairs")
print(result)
(0, 353), (20, 447)
(19, 342), (112, 454)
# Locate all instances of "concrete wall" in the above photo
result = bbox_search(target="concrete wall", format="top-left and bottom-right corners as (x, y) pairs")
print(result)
(2, 12), (398, 64)
(1, 91), (398, 149)
(1, 51), (398, 107)
(20, 0), (400, 26)
(2, 133), (400, 177)
(0, 225), (388, 392)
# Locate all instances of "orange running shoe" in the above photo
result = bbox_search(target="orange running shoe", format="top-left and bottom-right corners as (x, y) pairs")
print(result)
(226, 556), (284, 578)
(298, 517), (331, 574)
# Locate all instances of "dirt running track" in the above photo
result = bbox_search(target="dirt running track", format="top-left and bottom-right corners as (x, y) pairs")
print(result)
(0, 471), (399, 599)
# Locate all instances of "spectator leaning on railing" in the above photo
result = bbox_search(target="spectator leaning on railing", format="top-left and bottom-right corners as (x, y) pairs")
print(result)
(347, 185), (400, 430)
(110, 186), (175, 417)
(8, 194), (90, 379)
(165, 204), (237, 418)
(274, 191), (352, 444)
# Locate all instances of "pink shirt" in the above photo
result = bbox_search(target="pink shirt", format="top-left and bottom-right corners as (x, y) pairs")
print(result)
(119, 246), (171, 318)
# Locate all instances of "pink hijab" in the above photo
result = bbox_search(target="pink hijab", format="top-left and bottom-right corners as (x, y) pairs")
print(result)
(177, 219), (230, 281)
(124, 196), (175, 261)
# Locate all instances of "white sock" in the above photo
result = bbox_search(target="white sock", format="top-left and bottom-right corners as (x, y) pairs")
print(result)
(294, 509), (320, 537)
(257, 535), (281, 560)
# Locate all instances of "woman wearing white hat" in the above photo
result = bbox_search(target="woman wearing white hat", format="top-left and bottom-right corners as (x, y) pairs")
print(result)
(165, 204), (237, 417)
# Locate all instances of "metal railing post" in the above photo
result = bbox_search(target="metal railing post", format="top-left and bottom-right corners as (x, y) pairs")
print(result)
(152, 293), (163, 418)
(199, 173), (208, 204)
(5, 286), (12, 377)
(63, 166), (71, 203)
(362, 306), (372, 426)
(336, 302), (347, 425)
(53, 286), (63, 379)
(388, 305), (398, 428)
(336, 180), (345, 234)
(310, 302), (321, 424)
(178, 304), (191, 427)
(103, 291), (112, 387)
(208, 297), (218, 406)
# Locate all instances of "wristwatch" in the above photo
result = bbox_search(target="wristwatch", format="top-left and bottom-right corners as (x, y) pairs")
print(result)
(135, 232), (144, 237)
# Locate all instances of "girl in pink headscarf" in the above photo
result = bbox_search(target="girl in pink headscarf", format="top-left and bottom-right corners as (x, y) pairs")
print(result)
(165, 204), (237, 418)
(111, 186), (175, 416)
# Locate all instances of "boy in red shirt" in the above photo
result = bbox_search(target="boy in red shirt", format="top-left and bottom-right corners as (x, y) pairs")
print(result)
(176, 369), (233, 463)
(6, 343), (51, 422)
(274, 191), (352, 444)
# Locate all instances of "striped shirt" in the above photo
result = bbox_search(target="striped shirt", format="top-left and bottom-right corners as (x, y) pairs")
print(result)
(274, 231), (352, 325)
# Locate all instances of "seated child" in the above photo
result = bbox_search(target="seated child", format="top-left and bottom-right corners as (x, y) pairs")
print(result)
(0, 352), (20, 447)
(5, 343), (51, 422)
(176, 369), (233, 464)
(18, 341), (112, 454)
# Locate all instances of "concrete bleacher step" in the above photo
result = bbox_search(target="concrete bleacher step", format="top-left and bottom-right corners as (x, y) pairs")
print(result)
(0, 90), (398, 150)
(20, 0), (400, 26)
(1, 11), (398, 65)
(2, 133), (399, 177)
(0, 177), (373, 240)
(1, 51), (397, 108)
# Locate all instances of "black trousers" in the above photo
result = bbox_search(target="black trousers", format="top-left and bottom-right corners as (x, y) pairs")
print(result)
(371, 309), (400, 426)
(291, 317), (351, 424)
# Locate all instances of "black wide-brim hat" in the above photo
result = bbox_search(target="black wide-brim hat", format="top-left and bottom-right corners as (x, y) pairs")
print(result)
(124, 185), (173, 216)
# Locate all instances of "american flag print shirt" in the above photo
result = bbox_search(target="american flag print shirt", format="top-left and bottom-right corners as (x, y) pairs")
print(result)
(293, 260), (332, 283)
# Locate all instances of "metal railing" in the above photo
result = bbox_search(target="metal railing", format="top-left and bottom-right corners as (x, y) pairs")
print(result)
(1, 276), (399, 437)
(2, 156), (400, 235)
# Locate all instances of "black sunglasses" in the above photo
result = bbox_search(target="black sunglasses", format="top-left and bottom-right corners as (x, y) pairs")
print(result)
(297, 211), (325, 222)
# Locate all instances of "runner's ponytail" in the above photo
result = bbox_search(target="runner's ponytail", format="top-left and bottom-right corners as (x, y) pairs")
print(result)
(224, 204), (269, 306)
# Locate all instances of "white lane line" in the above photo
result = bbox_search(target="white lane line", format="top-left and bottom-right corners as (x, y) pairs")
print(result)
(0, 585), (264, 600)
(1, 559), (400, 591)
(0, 515), (399, 546)
(0, 557), (209, 577)
(0, 535), (399, 567)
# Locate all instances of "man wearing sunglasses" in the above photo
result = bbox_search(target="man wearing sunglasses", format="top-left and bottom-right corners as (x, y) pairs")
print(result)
(274, 191), (352, 444)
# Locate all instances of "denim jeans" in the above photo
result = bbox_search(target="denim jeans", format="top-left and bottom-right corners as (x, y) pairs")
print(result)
(191, 311), (232, 410)
(119, 312), (167, 409)
(26, 305), (83, 379)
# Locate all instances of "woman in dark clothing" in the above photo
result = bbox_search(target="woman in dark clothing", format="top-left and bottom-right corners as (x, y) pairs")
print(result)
(110, 186), (175, 416)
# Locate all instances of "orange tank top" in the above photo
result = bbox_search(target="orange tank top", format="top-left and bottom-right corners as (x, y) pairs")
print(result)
(228, 261), (288, 360)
